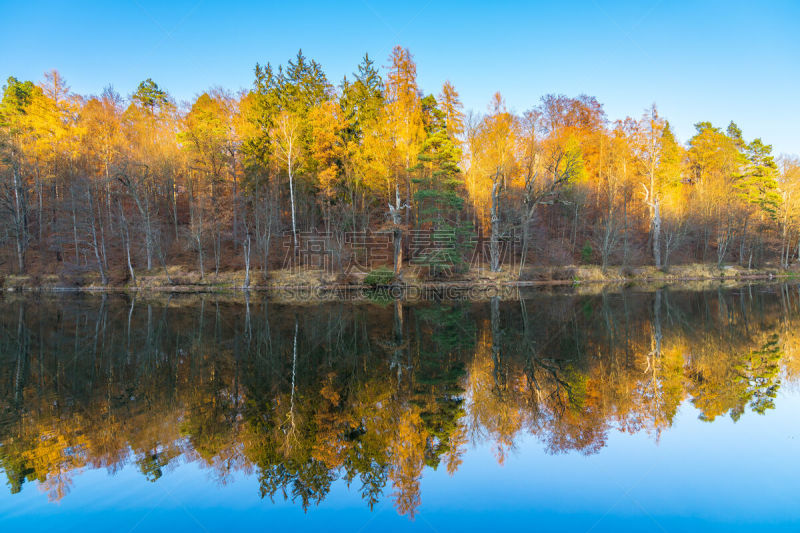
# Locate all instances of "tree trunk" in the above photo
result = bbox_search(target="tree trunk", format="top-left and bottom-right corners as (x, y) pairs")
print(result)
(518, 217), (530, 277)
(652, 197), (662, 270)
(258, 190), (273, 279)
(11, 163), (26, 273)
(143, 197), (153, 271)
(231, 151), (239, 243)
(171, 178), (179, 241)
(288, 160), (298, 258)
(389, 183), (405, 276)
(490, 177), (502, 273)
(243, 232), (251, 289)
(211, 180), (220, 277)
(71, 191), (80, 264)
(393, 227), (403, 275)
(190, 188), (205, 280)
(125, 182), (154, 272)
(197, 234), (205, 280)
(36, 173), (43, 246)
(87, 188), (108, 285)
(118, 202), (136, 286)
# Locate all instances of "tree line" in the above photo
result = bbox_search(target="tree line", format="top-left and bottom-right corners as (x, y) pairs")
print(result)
(2, 47), (799, 284)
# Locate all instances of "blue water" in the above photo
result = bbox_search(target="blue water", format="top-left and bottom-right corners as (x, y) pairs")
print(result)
(2, 289), (799, 531)
(3, 392), (798, 532)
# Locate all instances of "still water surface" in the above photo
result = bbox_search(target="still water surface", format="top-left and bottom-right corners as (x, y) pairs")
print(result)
(1, 286), (800, 531)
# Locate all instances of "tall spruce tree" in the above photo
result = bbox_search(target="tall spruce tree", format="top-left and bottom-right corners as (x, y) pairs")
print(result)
(411, 94), (470, 277)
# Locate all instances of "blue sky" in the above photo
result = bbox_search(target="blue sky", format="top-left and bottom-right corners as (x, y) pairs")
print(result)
(1, 0), (798, 154)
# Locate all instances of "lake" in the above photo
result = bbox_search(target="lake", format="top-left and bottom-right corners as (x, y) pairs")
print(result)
(1, 285), (800, 532)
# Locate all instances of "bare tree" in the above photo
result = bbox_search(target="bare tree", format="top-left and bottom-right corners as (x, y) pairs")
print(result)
(636, 105), (666, 270)
(187, 176), (206, 280)
(387, 183), (408, 276)
(489, 169), (503, 273)
(85, 182), (108, 285)
(116, 199), (136, 286)
(241, 199), (253, 289)
(517, 121), (577, 275)
(255, 184), (278, 279)
(273, 111), (301, 257)
(662, 214), (688, 271)
(116, 162), (157, 271)
(0, 154), (29, 272)
(599, 162), (623, 271)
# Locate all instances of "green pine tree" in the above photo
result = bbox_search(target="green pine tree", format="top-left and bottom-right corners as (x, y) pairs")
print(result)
(411, 94), (471, 277)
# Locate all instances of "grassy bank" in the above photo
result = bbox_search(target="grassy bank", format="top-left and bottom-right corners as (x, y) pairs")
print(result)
(0, 263), (795, 293)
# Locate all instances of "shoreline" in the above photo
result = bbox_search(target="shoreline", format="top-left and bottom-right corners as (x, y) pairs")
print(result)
(1, 264), (796, 299)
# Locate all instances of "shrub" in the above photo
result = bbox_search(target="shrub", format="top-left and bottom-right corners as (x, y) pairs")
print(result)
(364, 266), (395, 287)
(366, 289), (394, 306)
(518, 268), (551, 282)
(335, 272), (359, 286)
(580, 242), (593, 264)
(552, 267), (576, 281)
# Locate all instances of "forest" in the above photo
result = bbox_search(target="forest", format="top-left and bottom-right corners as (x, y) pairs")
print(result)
(2, 46), (799, 286)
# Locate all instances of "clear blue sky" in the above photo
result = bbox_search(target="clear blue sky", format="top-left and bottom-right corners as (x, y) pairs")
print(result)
(2, 0), (798, 154)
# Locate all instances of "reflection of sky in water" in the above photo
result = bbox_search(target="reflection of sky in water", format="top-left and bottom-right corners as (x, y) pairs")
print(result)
(3, 392), (799, 532)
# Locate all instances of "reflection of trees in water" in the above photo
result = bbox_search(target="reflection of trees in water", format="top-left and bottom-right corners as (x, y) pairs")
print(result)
(0, 286), (798, 516)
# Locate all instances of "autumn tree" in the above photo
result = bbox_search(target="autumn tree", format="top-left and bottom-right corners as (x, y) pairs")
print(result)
(632, 105), (668, 269)
(411, 93), (469, 276)
(516, 108), (581, 273)
(118, 78), (177, 275)
(687, 122), (745, 264)
(778, 156), (800, 267)
(469, 93), (518, 272)
(183, 92), (230, 276)
(0, 77), (38, 271)
(385, 46), (423, 274)
(339, 53), (386, 233)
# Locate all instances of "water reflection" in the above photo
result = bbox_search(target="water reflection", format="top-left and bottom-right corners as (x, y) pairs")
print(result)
(0, 285), (798, 518)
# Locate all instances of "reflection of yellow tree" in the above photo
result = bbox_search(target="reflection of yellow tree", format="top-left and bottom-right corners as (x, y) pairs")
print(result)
(638, 343), (686, 437)
(13, 420), (90, 502)
(467, 331), (523, 465)
(443, 420), (468, 475)
(388, 408), (425, 518)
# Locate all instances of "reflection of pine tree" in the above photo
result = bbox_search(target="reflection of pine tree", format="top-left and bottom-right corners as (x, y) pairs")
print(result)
(733, 334), (782, 418)
(413, 305), (473, 455)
